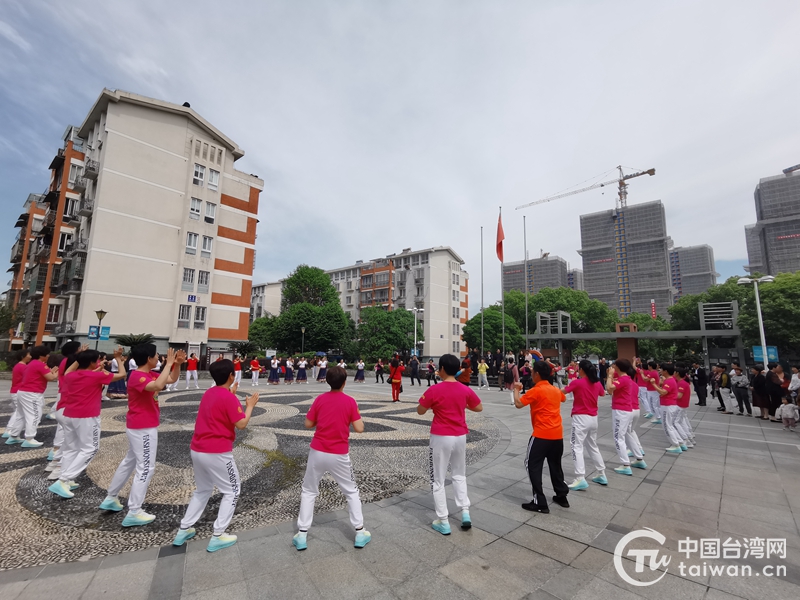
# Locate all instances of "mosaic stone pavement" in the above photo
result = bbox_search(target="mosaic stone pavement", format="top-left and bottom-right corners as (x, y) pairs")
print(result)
(0, 387), (500, 569)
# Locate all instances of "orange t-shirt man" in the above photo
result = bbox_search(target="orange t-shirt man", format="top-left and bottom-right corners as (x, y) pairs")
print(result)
(519, 380), (566, 439)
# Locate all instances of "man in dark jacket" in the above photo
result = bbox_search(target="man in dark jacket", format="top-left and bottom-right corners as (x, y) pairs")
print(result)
(692, 362), (708, 406)
(598, 358), (608, 388)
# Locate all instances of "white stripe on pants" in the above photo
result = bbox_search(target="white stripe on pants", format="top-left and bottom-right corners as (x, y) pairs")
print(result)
(297, 448), (363, 530)
(15, 391), (44, 439)
(570, 414), (605, 477)
(647, 391), (662, 420)
(180, 451), (240, 535)
(612, 409), (633, 465)
(4, 393), (24, 435)
(107, 428), (158, 512)
(428, 434), (470, 520)
(638, 387), (651, 414)
(626, 409), (644, 460)
(59, 416), (101, 481)
(661, 405), (684, 445)
(720, 388), (736, 413)
(186, 370), (199, 389)
(677, 408), (695, 441)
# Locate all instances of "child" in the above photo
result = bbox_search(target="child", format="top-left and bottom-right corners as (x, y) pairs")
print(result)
(418, 354), (483, 533)
(3, 349), (31, 441)
(776, 397), (799, 431)
(293, 366), (370, 550)
(477, 358), (489, 389)
(6, 345), (59, 447)
(48, 348), (127, 498)
(172, 360), (260, 552)
(99, 346), (184, 526)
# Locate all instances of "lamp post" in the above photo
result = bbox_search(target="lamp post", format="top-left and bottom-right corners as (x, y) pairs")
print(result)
(301, 326), (306, 355)
(737, 276), (774, 365)
(94, 309), (107, 351)
(409, 307), (424, 356)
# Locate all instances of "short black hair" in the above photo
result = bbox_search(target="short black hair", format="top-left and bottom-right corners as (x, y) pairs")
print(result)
(15, 349), (30, 361)
(438, 354), (460, 376)
(131, 343), (157, 367)
(767, 362), (778, 370)
(210, 359), (235, 385)
(76, 350), (101, 369)
(660, 363), (676, 375)
(30, 345), (50, 360)
(647, 360), (658, 369)
(61, 341), (81, 357)
(532, 360), (553, 382)
(326, 366), (347, 389)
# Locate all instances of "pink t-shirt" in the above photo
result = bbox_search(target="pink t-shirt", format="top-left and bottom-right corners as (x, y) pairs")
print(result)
(57, 357), (67, 392)
(660, 376), (679, 406)
(677, 379), (691, 409)
(126, 370), (161, 429)
(307, 391), (361, 454)
(611, 374), (634, 410)
(567, 368), (578, 381)
(645, 369), (658, 392)
(635, 368), (648, 388)
(19, 359), (51, 394)
(10, 361), (27, 394)
(62, 370), (114, 418)
(418, 381), (481, 436)
(564, 377), (604, 417)
(191, 386), (245, 453)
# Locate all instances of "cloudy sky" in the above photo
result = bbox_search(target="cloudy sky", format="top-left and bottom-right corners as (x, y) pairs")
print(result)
(1, 0), (798, 316)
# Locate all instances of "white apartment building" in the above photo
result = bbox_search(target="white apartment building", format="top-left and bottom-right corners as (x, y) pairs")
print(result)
(47, 89), (262, 357)
(250, 281), (282, 321)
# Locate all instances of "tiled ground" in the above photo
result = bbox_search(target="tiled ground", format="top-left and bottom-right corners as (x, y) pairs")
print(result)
(1, 380), (798, 599)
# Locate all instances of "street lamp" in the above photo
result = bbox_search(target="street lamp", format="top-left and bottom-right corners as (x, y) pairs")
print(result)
(301, 326), (306, 355)
(409, 307), (424, 356)
(94, 309), (107, 351)
(737, 276), (774, 365)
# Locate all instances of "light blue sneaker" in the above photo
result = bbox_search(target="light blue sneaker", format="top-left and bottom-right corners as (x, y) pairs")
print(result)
(5, 437), (23, 445)
(614, 466), (633, 476)
(631, 460), (647, 470)
(172, 528), (196, 546)
(679, 443), (688, 451)
(292, 532), (307, 551)
(47, 449), (54, 461)
(68, 480), (79, 490)
(1, 431), (9, 439)
(207, 534), (237, 553)
(665, 445), (683, 454)
(354, 530), (371, 548)
(650, 419), (662, 425)
(48, 480), (74, 499)
(592, 474), (608, 486)
(431, 520), (451, 535)
(45, 412), (57, 421)
(98, 496), (124, 512)
(627, 450), (634, 457)
(568, 478), (589, 491)
(121, 511), (156, 527)
(643, 412), (653, 419)
(21, 439), (43, 448)
(460, 509), (472, 530)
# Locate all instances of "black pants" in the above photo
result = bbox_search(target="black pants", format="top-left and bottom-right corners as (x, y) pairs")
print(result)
(376, 372), (384, 383)
(427, 372), (436, 386)
(410, 372), (421, 386)
(525, 436), (569, 509)
(733, 387), (752, 414)
(694, 384), (707, 405)
(715, 390), (725, 409)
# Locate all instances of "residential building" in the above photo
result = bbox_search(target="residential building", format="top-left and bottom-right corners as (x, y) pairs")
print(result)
(250, 281), (281, 321)
(579, 200), (673, 318)
(501, 255), (570, 294)
(5, 89), (263, 359)
(745, 166), (800, 276)
(567, 268), (584, 291)
(669, 245), (718, 298)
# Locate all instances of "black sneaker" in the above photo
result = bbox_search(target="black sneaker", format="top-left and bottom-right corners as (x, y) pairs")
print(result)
(521, 501), (549, 513)
(552, 495), (570, 508)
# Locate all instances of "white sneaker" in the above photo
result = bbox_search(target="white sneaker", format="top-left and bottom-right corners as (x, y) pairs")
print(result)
(45, 461), (60, 472)
(48, 468), (62, 480)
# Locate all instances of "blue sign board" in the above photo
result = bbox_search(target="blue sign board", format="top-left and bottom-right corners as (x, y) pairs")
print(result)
(100, 326), (111, 340)
(188, 295), (197, 303)
(752, 346), (779, 363)
(88, 326), (99, 340)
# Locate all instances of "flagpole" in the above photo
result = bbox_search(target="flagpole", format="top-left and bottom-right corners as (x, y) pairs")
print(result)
(480, 226), (484, 357)
(500, 207), (505, 360)
(524, 215), (528, 353)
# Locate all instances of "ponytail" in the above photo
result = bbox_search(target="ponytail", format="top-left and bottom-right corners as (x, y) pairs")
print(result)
(579, 359), (600, 384)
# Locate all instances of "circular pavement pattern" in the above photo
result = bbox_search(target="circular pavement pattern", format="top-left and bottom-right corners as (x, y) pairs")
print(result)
(0, 389), (499, 569)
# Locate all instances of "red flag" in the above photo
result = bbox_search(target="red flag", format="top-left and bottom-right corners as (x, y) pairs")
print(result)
(496, 212), (505, 262)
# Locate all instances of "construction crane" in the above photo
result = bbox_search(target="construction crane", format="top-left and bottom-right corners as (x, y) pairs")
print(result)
(514, 165), (656, 319)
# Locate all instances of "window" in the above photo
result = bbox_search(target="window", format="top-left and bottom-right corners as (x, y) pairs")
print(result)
(217, 148), (223, 164)
(194, 140), (201, 157)
(452, 273), (459, 285)
(68, 164), (81, 184)
(452, 341), (460, 353)
(182, 268), (195, 291)
(193, 164), (205, 186)
(421, 253), (429, 264)
(416, 286), (424, 297)
(205, 202), (216, 224)
(186, 232), (198, 254)
(452, 290), (459, 301)
(453, 324), (459, 335)
(208, 170), (220, 192)
(346, 281), (352, 290)
(411, 254), (420, 266)
(178, 305), (191, 328)
(452, 307), (459, 319)
(46, 304), (61, 324)
(194, 306), (206, 329)
(201, 236), (213, 258)
(346, 295), (352, 305)
(202, 143), (208, 160)
(189, 198), (201, 219)
(63, 198), (78, 218)
(197, 270), (210, 293)
(58, 232), (73, 252)
(335, 283), (340, 291)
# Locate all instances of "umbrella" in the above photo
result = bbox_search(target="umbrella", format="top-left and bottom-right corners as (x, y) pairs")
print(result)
(315, 351), (327, 356)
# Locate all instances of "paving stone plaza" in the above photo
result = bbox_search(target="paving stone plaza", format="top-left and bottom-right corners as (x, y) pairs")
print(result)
(1, 379), (799, 599)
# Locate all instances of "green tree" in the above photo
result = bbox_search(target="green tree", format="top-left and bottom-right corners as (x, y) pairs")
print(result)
(503, 288), (617, 335)
(462, 307), (524, 354)
(0, 304), (21, 336)
(355, 307), (423, 360)
(249, 315), (277, 350)
(229, 340), (259, 357)
(622, 312), (674, 360)
(737, 272), (800, 353)
(280, 265), (339, 311)
(113, 333), (155, 348)
(270, 303), (352, 354)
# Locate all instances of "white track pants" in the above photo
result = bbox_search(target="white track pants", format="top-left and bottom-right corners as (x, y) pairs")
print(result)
(234, 371), (242, 385)
(638, 387), (651, 414)
(720, 388), (736, 413)
(661, 405), (684, 445)
(677, 408), (695, 441)
(429, 434), (470, 520)
(4, 393), (24, 436)
(612, 409), (633, 466)
(647, 391), (662, 420)
(180, 451), (240, 535)
(478, 373), (489, 388)
(251, 371), (259, 386)
(15, 391), (44, 439)
(59, 416), (101, 481)
(570, 414), (605, 478)
(186, 370), (199, 389)
(626, 409), (644, 460)
(297, 448), (363, 530)
(107, 428), (158, 513)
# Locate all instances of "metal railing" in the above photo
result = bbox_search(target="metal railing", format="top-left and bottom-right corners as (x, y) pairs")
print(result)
(72, 177), (87, 192)
(78, 199), (94, 217)
(84, 159), (99, 179)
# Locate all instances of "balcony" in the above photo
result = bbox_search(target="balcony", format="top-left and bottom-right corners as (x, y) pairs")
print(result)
(68, 260), (85, 280)
(10, 242), (23, 264)
(78, 199), (94, 217)
(67, 240), (88, 257)
(36, 245), (51, 262)
(13, 212), (29, 228)
(49, 265), (61, 290)
(53, 321), (76, 336)
(66, 280), (83, 295)
(72, 177), (87, 192)
(48, 148), (65, 170)
(43, 209), (57, 229)
(65, 210), (81, 226)
(84, 159), (99, 180)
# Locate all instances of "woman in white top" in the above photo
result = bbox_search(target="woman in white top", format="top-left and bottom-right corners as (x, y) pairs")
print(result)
(285, 358), (294, 385)
(354, 360), (365, 383)
(269, 357), (281, 385)
(338, 359), (347, 370)
(296, 359), (308, 383)
(317, 358), (328, 382)
(108, 357), (128, 398)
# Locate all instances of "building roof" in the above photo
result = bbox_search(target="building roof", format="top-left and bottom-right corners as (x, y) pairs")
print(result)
(77, 89), (246, 160)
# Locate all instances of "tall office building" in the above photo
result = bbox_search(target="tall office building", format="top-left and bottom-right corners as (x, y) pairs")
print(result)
(579, 200), (673, 318)
(252, 246), (469, 359)
(669, 245), (718, 298)
(567, 268), (584, 291)
(745, 165), (800, 276)
(5, 89), (263, 358)
(502, 256), (569, 294)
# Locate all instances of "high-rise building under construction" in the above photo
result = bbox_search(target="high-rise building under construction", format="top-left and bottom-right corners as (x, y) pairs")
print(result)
(579, 200), (673, 318)
(669, 244), (718, 298)
(502, 255), (569, 294)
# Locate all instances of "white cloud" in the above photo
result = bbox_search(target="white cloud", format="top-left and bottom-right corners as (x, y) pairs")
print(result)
(0, 19), (31, 52)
